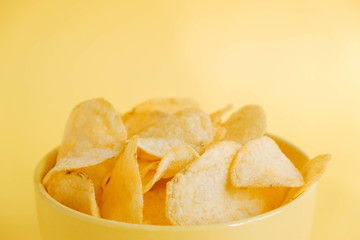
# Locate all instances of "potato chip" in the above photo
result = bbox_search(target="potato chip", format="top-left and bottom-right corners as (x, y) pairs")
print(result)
(138, 159), (159, 179)
(123, 111), (169, 138)
(166, 141), (283, 225)
(78, 157), (117, 204)
(142, 145), (199, 193)
(43, 97), (330, 226)
(230, 136), (304, 188)
(212, 124), (227, 142)
(284, 154), (330, 203)
(131, 98), (200, 114)
(261, 187), (290, 208)
(100, 137), (143, 223)
(100, 172), (111, 192)
(210, 104), (233, 125)
(139, 108), (214, 155)
(143, 180), (171, 225)
(44, 170), (100, 217)
(137, 137), (185, 160)
(223, 105), (266, 144)
(43, 98), (127, 186)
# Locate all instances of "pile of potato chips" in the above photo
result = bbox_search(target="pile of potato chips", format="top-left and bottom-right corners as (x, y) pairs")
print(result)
(43, 98), (330, 226)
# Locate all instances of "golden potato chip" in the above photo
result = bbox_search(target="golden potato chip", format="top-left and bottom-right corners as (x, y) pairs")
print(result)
(44, 170), (100, 217)
(100, 137), (143, 223)
(139, 108), (214, 155)
(230, 136), (304, 188)
(210, 104), (233, 124)
(284, 154), (330, 203)
(223, 105), (266, 144)
(78, 157), (117, 204)
(123, 111), (169, 138)
(100, 172), (111, 192)
(138, 159), (159, 179)
(142, 145), (199, 193)
(166, 141), (282, 225)
(43, 97), (330, 226)
(261, 187), (290, 208)
(143, 180), (171, 225)
(44, 98), (127, 186)
(137, 137), (185, 160)
(212, 124), (227, 142)
(131, 98), (200, 114)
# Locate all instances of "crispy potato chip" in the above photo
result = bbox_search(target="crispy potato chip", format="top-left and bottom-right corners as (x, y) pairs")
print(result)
(44, 170), (100, 217)
(123, 111), (169, 138)
(142, 145), (199, 193)
(223, 105), (266, 144)
(44, 99), (127, 186)
(166, 141), (283, 225)
(100, 171), (111, 192)
(210, 104), (233, 124)
(284, 154), (331, 203)
(138, 159), (159, 179)
(143, 180), (171, 225)
(131, 98), (200, 114)
(212, 124), (227, 142)
(230, 136), (304, 188)
(261, 187), (290, 208)
(139, 108), (214, 155)
(100, 137), (143, 223)
(43, 97), (330, 226)
(78, 157), (117, 204)
(137, 137), (185, 160)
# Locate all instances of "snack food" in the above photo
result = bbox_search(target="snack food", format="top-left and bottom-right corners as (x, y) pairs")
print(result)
(230, 136), (304, 188)
(100, 136), (143, 223)
(166, 141), (285, 225)
(43, 98), (330, 225)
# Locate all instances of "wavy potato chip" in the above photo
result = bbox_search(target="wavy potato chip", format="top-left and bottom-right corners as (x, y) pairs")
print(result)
(166, 141), (283, 225)
(143, 180), (171, 225)
(44, 170), (100, 217)
(43, 98), (127, 186)
(142, 145), (199, 193)
(139, 108), (214, 156)
(284, 154), (331, 203)
(131, 98), (200, 114)
(100, 137), (143, 223)
(230, 136), (304, 188)
(223, 105), (266, 144)
(123, 111), (169, 138)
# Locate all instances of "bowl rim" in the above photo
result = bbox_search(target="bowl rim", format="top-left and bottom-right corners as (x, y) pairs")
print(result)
(34, 134), (315, 231)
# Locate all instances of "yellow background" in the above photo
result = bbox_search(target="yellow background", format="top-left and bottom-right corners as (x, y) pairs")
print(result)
(1, 1), (359, 239)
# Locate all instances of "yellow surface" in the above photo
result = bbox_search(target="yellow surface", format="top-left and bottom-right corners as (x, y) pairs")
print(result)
(34, 138), (315, 240)
(0, 0), (359, 239)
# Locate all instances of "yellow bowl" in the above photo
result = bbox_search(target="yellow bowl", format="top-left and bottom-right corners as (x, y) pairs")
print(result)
(34, 136), (317, 240)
